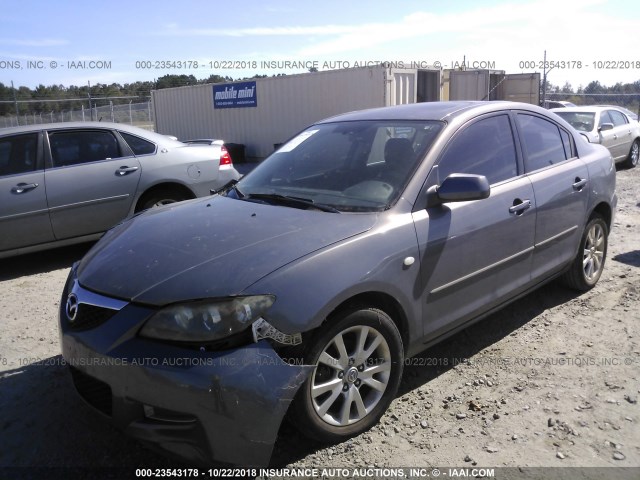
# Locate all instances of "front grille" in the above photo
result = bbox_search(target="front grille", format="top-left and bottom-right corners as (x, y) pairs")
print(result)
(69, 366), (113, 416)
(67, 303), (117, 331)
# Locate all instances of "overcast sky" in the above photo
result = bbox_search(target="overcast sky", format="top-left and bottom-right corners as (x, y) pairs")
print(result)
(1, 0), (638, 90)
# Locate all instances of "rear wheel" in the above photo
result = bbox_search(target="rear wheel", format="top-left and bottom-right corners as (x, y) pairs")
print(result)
(562, 215), (608, 291)
(136, 189), (190, 212)
(291, 308), (404, 443)
(622, 139), (638, 169)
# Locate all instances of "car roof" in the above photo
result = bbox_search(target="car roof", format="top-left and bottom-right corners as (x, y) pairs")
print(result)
(0, 121), (182, 145)
(551, 106), (622, 114)
(316, 101), (550, 123)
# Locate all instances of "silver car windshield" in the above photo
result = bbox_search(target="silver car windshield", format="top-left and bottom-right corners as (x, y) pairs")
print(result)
(554, 112), (596, 132)
(234, 120), (444, 212)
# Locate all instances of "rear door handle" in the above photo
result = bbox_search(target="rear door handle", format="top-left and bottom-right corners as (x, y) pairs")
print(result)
(116, 166), (139, 176)
(572, 178), (588, 190)
(509, 199), (531, 215)
(11, 183), (39, 194)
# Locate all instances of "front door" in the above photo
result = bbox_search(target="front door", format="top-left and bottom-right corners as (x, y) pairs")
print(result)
(413, 113), (536, 339)
(0, 132), (54, 252)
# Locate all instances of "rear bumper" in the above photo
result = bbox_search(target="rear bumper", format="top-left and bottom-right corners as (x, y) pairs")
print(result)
(59, 274), (311, 467)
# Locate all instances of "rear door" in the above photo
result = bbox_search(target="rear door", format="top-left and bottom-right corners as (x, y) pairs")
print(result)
(44, 128), (142, 240)
(413, 113), (536, 338)
(0, 132), (55, 252)
(515, 112), (589, 279)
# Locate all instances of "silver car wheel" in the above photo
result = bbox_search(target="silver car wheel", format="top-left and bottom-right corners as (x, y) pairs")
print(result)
(583, 222), (605, 282)
(151, 198), (178, 208)
(310, 325), (391, 427)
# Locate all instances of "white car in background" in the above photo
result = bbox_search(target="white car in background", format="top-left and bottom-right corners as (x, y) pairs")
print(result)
(552, 106), (640, 168)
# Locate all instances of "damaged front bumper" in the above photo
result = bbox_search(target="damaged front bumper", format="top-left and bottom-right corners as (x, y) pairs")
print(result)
(59, 275), (312, 467)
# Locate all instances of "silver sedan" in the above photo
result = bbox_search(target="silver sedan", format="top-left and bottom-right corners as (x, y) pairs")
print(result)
(551, 106), (640, 168)
(0, 122), (240, 258)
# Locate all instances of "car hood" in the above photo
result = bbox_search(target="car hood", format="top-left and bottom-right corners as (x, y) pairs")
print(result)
(77, 196), (377, 306)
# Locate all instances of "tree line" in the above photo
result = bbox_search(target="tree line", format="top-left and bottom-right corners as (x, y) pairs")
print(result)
(545, 79), (640, 111)
(0, 74), (233, 117)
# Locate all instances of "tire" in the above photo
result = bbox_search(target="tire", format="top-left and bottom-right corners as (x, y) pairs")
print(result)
(622, 139), (639, 169)
(562, 215), (608, 291)
(136, 189), (190, 212)
(290, 307), (404, 443)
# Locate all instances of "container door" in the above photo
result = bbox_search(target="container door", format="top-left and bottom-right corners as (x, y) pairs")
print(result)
(387, 69), (417, 106)
(500, 73), (540, 105)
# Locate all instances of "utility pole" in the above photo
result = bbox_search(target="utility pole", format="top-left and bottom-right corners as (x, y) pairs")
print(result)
(87, 80), (93, 121)
(542, 50), (547, 108)
(541, 50), (558, 108)
(11, 80), (19, 125)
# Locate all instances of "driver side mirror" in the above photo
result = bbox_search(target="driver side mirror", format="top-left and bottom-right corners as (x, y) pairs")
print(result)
(598, 123), (614, 132)
(426, 173), (490, 208)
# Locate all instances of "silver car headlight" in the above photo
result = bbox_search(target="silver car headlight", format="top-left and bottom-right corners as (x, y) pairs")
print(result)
(139, 295), (275, 342)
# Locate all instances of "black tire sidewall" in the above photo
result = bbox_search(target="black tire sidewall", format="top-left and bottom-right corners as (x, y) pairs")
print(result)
(138, 191), (187, 211)
(292, 307), (404, 443)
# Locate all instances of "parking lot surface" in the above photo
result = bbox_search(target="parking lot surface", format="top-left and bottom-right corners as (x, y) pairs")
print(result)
(1, 168), (638, 475)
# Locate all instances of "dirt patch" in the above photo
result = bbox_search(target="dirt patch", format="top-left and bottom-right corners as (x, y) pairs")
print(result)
(1, 168), (638, 476)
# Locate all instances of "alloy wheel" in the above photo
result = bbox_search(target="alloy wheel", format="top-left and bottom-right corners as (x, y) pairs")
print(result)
(310, 325), (391, 427)
(583, 222), (605, 282)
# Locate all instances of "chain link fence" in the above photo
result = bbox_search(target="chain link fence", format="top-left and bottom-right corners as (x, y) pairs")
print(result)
(0, 101), (155, 130)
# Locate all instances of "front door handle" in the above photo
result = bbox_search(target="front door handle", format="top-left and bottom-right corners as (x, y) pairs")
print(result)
(11, 183), (39, 194)
(509, 199), (531, 215)
(116, 166), (139, 176)
(572, 178), (588, 191)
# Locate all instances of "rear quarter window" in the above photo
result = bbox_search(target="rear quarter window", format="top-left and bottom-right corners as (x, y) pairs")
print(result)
(120, 132), (156, 155)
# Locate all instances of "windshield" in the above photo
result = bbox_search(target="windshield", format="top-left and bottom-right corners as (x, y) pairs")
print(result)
(554, 111), (596, 132)
(231, 120), (444, 212)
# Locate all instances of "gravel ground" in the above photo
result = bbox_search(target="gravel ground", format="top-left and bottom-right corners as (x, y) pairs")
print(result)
(0, 167), (638, 479)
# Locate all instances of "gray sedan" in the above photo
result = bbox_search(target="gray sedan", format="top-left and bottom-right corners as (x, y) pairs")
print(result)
(0, 122), (239, 258)
(59, 101), (616, 466)
(551, 106), (640, 168)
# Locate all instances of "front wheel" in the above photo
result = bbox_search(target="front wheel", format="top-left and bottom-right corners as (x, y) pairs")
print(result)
(622, 139), (638, 169)
(291, 308), (404, 443)
(562, 215), (608, 291)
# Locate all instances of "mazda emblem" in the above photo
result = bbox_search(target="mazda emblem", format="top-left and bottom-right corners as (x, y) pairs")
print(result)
(66, 293), (79, 322)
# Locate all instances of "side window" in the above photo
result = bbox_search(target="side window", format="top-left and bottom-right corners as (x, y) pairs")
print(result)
(608, 110), (628, 127)
(0, 133), (38, 177)
(598, 111), (613, 127)
(120, 132), (156, 155)
(49, 130), (122, 167)
(437, 114), (518, 185)
(517, 114), (568, 171)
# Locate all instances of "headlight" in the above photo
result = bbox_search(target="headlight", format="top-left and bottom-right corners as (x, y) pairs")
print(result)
(139, 295), (275, 342)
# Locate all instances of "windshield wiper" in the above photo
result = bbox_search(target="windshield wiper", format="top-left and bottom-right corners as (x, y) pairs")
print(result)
(211, 179), (245, 198)
(245, 193), (340, 213)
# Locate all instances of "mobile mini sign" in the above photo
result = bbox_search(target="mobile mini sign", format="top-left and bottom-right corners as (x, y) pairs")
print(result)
(213, 81), (257, 109)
